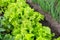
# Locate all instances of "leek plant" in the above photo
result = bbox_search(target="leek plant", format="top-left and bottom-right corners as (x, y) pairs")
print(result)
(32, 0), (60, 23)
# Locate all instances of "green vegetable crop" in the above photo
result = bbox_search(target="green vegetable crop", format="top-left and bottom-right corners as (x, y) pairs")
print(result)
(32, 0), (60, 23)
(0, 0), (16, 15)
(0, 0), (56, 40)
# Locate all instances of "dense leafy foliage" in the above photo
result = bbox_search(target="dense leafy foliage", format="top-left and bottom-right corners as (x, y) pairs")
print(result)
(32, 0), (60, 23)
(54, 37), (60, 40)
(0, 0), (16, 15)
(0, 0), (60, 40)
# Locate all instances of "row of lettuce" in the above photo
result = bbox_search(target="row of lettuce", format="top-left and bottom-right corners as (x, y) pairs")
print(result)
(0, 0), (60, 40)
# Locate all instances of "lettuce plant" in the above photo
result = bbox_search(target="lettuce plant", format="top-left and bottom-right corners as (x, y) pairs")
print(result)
(0, 0), (54, 40)
(54, 37), (60, 40)
(0, 0), (16, 15)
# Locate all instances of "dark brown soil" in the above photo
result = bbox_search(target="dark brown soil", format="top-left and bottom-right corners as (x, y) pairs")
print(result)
(26, 0), (60, 38)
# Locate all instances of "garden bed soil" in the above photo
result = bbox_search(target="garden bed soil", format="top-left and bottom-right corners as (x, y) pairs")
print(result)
(26, 0), (60, 37)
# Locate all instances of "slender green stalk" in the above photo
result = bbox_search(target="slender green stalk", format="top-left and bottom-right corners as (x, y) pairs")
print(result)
(32, 0), (60, 23)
